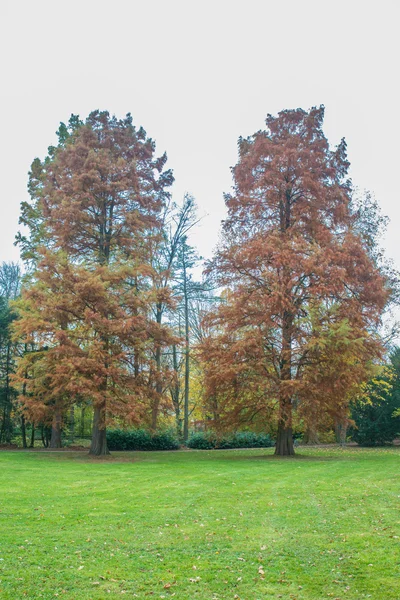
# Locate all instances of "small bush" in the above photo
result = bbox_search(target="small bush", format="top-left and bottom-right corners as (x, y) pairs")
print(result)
(186, 432), (216, 450)
(186, 431), (274, 450)
(106, 428), (180, 451)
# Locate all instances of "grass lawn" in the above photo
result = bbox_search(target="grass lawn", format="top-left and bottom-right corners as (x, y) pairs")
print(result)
(0, 447), (399, 600)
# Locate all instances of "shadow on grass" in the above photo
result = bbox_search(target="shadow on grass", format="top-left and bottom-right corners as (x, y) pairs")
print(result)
(3, 445), (398, 465)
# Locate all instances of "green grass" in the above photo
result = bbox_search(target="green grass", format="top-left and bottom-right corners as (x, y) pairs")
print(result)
(0, 447), (399, 599)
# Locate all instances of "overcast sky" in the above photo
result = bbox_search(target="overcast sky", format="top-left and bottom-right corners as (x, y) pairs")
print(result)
(1, 0), (399, 278)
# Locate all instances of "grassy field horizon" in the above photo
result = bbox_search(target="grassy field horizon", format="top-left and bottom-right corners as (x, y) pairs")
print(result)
(1, 447), (399, 599)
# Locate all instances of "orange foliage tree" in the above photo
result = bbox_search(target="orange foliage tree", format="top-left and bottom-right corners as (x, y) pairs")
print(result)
(201, 106), (390, 455)
(14, 111), (175, 455)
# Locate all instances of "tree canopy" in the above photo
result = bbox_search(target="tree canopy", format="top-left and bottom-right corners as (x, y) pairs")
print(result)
(13, 111), (175, 455)
(200, 106), (390, 455)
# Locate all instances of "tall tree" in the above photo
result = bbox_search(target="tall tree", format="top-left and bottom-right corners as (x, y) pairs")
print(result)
(0, 263), (21, 444)
(149, 194), (198, 430)
(14, 111), (174, 455)
(202, 106), (389, 455)
(173, 236), (204, 440)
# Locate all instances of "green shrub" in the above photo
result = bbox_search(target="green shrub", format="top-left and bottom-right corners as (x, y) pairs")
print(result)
(106, 428), (180, 451)
(350, 400), (400, 446)
(350, 350), (400, 447)
(186, 431), (216, 449)
(186, 431), (274, 450)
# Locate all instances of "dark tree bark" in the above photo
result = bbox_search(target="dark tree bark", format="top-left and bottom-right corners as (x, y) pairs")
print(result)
(274, 195), (296, 457)
(41, 425), (50, 447)
(335, 418), (347, 446)
(151, 303), (163, 431)
(89, 403), (110, 456)
(50, 407), (62, 448)
(275, 307), (295, 456)
(29, 424), (35, 448)
(21, 415), (27, 448)
(68, 405), (75, 442)
(21, 374), (28, 448)
(275, 422), (294, 456)
(0, 342), (13, 444)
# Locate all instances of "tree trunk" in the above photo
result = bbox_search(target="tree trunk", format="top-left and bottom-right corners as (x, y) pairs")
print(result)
(41, 425), (50, 448)
(0, 341), (13, 444)
(21, 375), (28, 448)
(275, 422), (294, 456)
(0, 405), (7, 444)
(151, 303), (163, 431)
(50, 407), (62, 448)
(89, 403), (110, 455)
(80, 406), (86, 437)
(275, 307), (295, 456)
(171, 344), (182, 439)
(304, 423), (319, 445)
(183, 249), (190, 442)
(29, 424), (35, 448)
(335, 418), (347, 446)
(21, 415), (27, 448)
(68, 405), (75, 443)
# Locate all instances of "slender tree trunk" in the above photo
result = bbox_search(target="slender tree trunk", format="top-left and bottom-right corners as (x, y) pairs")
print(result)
(275, 309), (295, 456)
(1, 342), (13, 444)
(89, 402), (110, 455)
(68, 405), (75, 443)
(183, 250), (190, 442)
(29, 424), (35, 448)
(212, 395), (219, 429)
(41, 425), (50, 448)
(133, 276), (140, 379)
(0, 406), (6, 444)
(171, 344), (182, 439)
(21, 415), (27, 448)
(152, 303), (163, 431)
(274, 196), (295, 456)
(21, 373), (28, 448)
(89, 222), (112, 456)
(50, 407), (62, 448)
(80, 406), (86, 437)
(152, 347), (162, 431)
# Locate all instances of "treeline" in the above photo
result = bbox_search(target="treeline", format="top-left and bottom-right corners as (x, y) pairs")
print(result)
(1, 107), (399, 455)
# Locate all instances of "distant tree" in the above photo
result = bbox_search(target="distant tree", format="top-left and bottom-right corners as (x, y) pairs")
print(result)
(0, 263), (21, 444)
(202, 106), (390, 455)
(149, 194), (198, 430)
(351, 350), (400, 446)
(14, 111), (174, 455)
(174, 236), (207, 441)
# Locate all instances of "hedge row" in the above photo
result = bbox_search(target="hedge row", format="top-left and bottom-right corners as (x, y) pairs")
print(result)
(106, 429), (275, 451)
(106, 429), (180, 451)
(186, 431), (274, 450)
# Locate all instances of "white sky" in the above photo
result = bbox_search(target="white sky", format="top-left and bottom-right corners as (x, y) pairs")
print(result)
(1, 0), (399, 276)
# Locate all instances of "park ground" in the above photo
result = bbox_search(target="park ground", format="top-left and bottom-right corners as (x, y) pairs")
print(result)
(0, 447), (399, 600)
